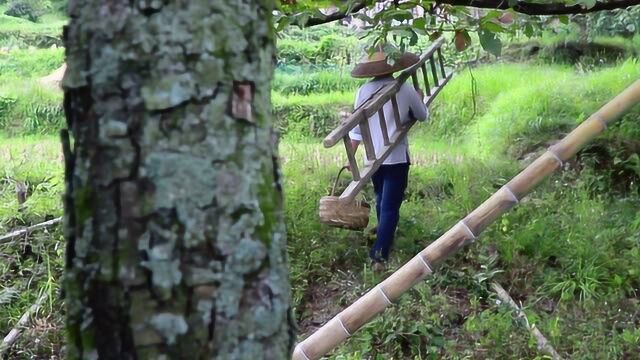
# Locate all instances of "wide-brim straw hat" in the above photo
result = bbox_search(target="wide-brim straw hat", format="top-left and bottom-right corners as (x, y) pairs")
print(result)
(351, 51), (420, 78)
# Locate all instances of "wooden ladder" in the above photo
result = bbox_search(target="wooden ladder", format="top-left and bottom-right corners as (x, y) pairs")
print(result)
(323, 37), (454, 202)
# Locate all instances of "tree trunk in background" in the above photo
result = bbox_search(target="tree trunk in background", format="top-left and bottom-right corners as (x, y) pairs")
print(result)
(61, 1), (294, 358)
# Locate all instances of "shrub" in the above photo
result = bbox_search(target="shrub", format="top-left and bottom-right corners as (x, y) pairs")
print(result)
(587, 7), (640, 38)
(275, 103), (347, 139)
(4, 0), (51, 22)
(273, 69), (362, 95)
(277, 26), (361, 66)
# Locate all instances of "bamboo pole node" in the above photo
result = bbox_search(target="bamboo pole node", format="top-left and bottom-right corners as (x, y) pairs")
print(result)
(378, 285), (393, 305)
(337, 317), (352, 336)
(546, 149), (564, 167)
(418, 255), (434, 273)
(593, 115), (608, 131)
(297, 346), (311, 360)
(502, 185), (520, 204)
(459, 220), (477, 241)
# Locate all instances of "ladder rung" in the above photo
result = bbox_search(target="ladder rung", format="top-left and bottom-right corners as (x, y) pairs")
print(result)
(420, 63), (431, 96)
(343, 135), (360, 181)
(391, 95), (402, 130)
(378, 108), (390, 146)
(429, 57), (439, 87)
(437, 48), (447, 78)
(411, 73), (420, 90)
(359, 116), (376, 161)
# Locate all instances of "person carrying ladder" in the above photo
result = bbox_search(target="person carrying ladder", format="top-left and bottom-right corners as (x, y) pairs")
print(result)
(348, 49), (429, 272)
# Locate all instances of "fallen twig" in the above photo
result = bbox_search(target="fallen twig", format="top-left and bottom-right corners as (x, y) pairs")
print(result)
(491, 282), (562, 360)
(0, 293), (46, 356)
(0, 217), (62, 245)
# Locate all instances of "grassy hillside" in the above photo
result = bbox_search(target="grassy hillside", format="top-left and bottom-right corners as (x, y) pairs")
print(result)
(2, 59), (639, 358)
(0, 4), (66, 48)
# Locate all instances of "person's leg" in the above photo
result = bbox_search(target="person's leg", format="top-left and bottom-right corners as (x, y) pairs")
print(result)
(371, 166), (385, 224)
(369, 166), (386, 261)
(371, 163), (409, 261)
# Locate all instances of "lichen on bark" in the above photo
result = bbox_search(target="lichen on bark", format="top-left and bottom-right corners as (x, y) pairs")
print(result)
(62, 0), (294, 358)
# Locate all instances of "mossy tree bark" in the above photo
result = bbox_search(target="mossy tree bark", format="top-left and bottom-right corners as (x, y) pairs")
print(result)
(61, 1), (294, 358)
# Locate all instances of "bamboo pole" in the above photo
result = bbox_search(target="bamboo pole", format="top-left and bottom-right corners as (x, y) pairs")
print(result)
(292, 80), (640, 360)
(491, 282), (562, 360)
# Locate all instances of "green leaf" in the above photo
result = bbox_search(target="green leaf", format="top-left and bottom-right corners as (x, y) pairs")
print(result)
(524, 23), (534, 37)
(482, 21), (505, 33)
(412, 17), (427, 31)
(275, 16), (291, 32)
(481, 10), (502, 21)
(409, 31), (419, 46)
(454, 30), (472, 51)
(478, 29), (502, 56)
(559, 15), (570, 24)
(381, 9), (414, 22)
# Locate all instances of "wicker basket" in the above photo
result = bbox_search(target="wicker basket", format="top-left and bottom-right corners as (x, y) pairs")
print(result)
(319, 166), (370, 231)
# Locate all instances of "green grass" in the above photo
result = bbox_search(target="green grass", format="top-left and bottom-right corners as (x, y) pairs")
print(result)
(0, 75), (64, 135)
(422, 60), (640, 158)
(0, 47), (64, 77)
(280, 60), (640, 359)
(0, 136), (64, 358)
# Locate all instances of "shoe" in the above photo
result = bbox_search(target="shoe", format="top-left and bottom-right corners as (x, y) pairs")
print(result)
(371, 262), (386, 273)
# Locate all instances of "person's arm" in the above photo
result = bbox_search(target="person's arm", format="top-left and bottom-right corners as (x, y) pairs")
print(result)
(404, 84), (428, 122)
(350, 139), (360, 152)
(346, 128), (362, 171)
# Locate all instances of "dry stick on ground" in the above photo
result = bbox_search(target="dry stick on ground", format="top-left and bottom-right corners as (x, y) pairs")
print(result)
(491, 282), (562, 360)
(0, 217), (62, 245)
(292, 80), (640, 360)
(0, 293), (46, 356)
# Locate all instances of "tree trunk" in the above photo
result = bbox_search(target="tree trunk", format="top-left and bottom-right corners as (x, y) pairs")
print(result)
(61, 1), (294, 358)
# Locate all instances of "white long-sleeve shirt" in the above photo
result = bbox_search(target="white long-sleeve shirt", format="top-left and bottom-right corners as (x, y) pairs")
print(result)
(349, 76), (428, 165)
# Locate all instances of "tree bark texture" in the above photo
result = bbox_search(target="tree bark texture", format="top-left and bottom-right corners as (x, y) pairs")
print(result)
(62, 1), (294, 359)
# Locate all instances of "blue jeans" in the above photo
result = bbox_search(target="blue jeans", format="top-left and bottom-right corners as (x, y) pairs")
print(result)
(370, 163), (409, 262)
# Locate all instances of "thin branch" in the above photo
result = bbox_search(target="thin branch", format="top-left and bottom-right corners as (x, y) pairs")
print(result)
(439, 0), (640, 15)
(298, 1), (369, 27)
(491, 282), (562, 360)
(0, 293), (46, 356)
(0, 217), (62, 245)
(299, 0), (639, 27)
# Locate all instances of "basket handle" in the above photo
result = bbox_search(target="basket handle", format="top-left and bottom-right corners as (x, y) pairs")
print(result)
(330, 165), (350, 196)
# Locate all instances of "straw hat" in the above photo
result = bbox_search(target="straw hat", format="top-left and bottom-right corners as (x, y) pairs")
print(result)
(351, 51), (420, 78)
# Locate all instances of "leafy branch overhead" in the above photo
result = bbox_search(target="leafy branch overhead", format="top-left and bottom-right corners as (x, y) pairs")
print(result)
(276, 0), (640, 56)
